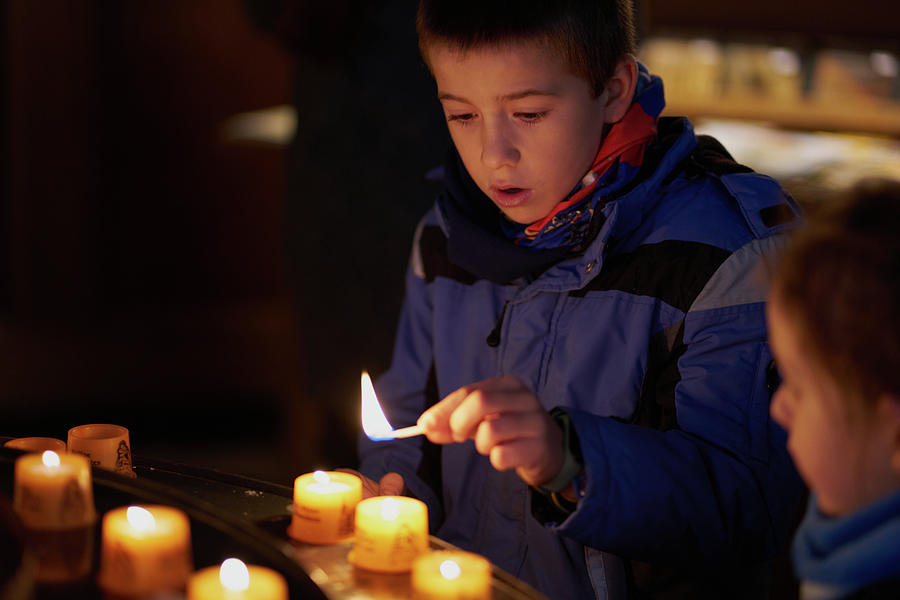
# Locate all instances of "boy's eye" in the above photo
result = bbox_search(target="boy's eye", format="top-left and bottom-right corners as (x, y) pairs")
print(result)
(514, 111), (548, 123)
(446, 113), (476, 124)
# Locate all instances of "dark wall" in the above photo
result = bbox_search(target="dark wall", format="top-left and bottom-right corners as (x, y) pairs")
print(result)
(2, 0), (308, 482)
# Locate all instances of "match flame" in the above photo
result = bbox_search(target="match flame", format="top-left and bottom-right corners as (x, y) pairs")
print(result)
(361, 371), (394, 440)
(440, 559), (462, 580)
(313, 470), (330, 485)
(42, 450), (60, 468)
(126, 506), (156, 532)
(220, 558), (250, 591)
(380, 497), (399, 521)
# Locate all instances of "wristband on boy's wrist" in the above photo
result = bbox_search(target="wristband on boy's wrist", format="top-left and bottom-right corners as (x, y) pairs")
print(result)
(539, 408), (584, 494)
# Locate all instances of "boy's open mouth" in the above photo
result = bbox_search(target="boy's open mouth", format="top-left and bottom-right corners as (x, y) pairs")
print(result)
(491, 186), (532, 208)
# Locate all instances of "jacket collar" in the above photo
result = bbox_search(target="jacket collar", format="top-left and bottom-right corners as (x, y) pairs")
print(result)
(435, 116), (699, 287)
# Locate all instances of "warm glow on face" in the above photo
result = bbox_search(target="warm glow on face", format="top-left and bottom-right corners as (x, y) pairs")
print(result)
(380, 497), (399, 521)
(126, 506), (156, 532)
(439, 559), (462, 580)
(313, 470), (329, 485)
(219, 558), (250, 591)
(361, 371), (394, 440)
(42, 450), (61, 468)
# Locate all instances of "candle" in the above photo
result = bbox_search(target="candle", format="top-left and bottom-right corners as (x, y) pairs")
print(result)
(67, 423), (135, 477)
(349, 496), (428, 573)
(13, 450), (97, 583)
(187, 557), (288, 600)
(4, 437), (67, 453)
(412, 551), (492, 599)
(13, 451), (96, 530)
(98, 505), (193, 597)
(287, 470), (362, 544)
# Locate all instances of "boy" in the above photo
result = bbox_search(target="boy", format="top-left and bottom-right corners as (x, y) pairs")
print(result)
(768, 179), (900, 599)
(358, 1), (805, 597)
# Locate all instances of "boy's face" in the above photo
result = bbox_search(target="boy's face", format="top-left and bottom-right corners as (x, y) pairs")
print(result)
(767, 294), (900, 517)
(428, 40), (610, 224)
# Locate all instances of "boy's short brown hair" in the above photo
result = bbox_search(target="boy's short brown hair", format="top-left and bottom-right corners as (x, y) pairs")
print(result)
(416, 0), (636, 97)
(773, 179), (900, 406)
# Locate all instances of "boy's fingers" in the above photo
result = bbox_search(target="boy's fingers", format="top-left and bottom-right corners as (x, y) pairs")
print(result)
(419, 376), (533, 444)
(472, 410), (543, 456)
(449, 388), (537, 442)
(418, 385), (471, 444)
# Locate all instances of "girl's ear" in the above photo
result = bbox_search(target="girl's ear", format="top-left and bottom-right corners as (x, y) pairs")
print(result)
(601, 55), (638, 125)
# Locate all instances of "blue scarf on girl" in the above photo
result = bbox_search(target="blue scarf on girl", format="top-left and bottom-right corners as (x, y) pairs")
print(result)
(792, 491), (900, 599)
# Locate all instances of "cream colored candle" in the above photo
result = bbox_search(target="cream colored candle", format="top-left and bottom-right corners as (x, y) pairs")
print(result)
(349, 496), (428, 573)
(287, 470), (361, 544)
(67, 423), (134, 477)
(98, 505), (193, 597)
(187, 558), (288, 600)
(13, 451), (96, 530)
(412, 551), (492, 599)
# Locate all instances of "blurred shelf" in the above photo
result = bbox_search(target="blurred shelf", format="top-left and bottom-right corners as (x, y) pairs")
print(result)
(664, 96), (900, 138)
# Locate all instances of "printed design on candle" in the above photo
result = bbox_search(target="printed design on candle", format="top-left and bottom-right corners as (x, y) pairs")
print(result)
(60, 478), (88, 525)
(106, 542), (137, 583)
(340, 501), (354, 537)
(392, 524), (421, 563)
(116, 440), (131, 471)
(71, 449), (100, 468)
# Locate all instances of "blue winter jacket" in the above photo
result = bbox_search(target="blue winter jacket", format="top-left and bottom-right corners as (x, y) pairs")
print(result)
(359, 116), (805, 599)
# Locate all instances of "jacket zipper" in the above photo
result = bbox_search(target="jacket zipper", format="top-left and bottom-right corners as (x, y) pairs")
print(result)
(485, 301), (509, 347)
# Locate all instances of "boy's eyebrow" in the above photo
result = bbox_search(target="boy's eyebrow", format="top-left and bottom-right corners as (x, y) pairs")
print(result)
(437, 88), (560, 104)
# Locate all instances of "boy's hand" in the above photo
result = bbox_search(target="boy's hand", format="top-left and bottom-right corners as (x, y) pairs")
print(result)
(417, 375), (564, 488)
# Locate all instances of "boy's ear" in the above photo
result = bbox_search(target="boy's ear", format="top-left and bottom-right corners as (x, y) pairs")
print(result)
(602, 55), (638, 124)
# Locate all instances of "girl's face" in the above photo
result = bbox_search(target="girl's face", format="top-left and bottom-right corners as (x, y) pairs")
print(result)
(767, 293), (900, 516)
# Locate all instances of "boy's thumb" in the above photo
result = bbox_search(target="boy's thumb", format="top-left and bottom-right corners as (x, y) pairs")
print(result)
(378, 472), (405, 496)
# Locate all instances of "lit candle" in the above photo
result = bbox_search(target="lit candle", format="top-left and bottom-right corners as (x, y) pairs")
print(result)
(187, 557), (288, 600)
(349, 496), (428, 573)
(97, 505), (193, 597)
(412, 551), (492, 599)
(13, 450), (96, 530)
(287, 470), (362, 544)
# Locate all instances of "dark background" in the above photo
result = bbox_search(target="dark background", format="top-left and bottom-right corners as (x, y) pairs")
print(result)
(1, 0), (897, 488)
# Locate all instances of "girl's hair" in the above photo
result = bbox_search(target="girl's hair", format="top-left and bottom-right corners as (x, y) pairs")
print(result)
(416, 0), (636, 97)
(773, 178), (900, 405)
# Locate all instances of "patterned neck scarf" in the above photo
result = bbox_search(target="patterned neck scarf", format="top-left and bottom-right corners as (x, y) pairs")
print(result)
(501, 63), (664, 249)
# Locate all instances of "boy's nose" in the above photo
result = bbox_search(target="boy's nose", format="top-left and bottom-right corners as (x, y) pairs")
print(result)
(480, 120), (519, 169)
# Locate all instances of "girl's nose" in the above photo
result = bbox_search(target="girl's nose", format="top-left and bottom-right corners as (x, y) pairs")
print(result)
(770, 387), (794, 432)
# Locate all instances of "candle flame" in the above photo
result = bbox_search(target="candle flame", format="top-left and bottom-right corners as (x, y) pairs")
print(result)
(440, 559), (462, 580)
(126, 506), (156, 532)
(381, 497), (399, 521)
(220, 558), (250, 591)
(313, 470), (330, 485)
(361, 371), (395, 441)
(42, 450), (61, 468)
